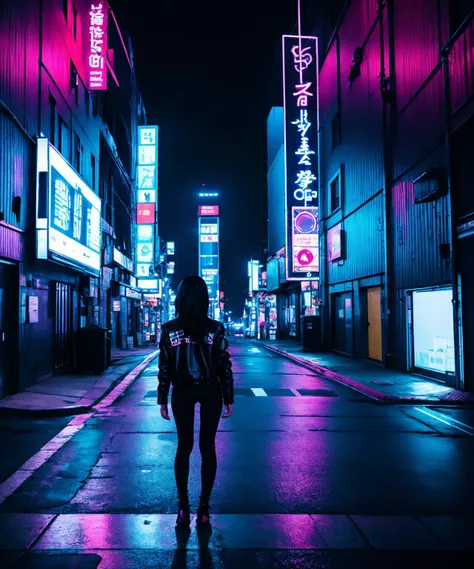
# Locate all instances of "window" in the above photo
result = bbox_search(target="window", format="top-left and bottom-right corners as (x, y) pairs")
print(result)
(70, 61), (78, 104)
(49, 93), (56, 145)
(73, 132), (82, 173)
(449, 0), (474, 37)
(329, 172), (341, 213)
(85, 89), (90, 117)
(62, 0), (68, 20)
(58, 116), (70, 160)
(331, 113), (341, 149)
(73, 6), (78, 39)
(91, 154), (96, 190)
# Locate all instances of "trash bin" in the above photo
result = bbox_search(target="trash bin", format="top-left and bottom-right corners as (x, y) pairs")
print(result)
(77, 327), (108, 374)
(302, 315), (322, 353)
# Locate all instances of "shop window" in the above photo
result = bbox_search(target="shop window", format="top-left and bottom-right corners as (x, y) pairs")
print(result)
(329, 171), (341, 213)
(412, 289), (455, 377)
(49, 93), (56, 146)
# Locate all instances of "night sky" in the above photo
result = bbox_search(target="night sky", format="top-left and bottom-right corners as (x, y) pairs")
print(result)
(111, 0), (297, 316)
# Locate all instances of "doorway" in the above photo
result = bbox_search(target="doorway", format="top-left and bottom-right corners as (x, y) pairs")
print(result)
(367, 286), (382, 361)
(54, 282), (74, 371)
(0, 264), (16, 396)
(332, 292), (353, 355)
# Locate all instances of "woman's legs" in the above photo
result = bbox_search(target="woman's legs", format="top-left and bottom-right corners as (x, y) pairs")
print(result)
(198, 384), (223, 504)
(171, 386), (196, 503)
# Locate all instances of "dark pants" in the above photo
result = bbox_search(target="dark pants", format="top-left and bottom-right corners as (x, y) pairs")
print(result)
(171, 382), (223, 504)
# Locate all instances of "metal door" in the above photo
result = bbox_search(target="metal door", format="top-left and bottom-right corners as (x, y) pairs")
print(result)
(54, 282), (73, 371)
(367, 287), (382, 361)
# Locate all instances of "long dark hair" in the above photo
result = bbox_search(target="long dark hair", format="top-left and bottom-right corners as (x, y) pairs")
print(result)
(175, 275), (211, 339)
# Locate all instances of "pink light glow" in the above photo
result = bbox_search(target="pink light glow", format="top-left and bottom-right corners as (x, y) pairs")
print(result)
(199, 205), (219, 216)
(87, 3), (108, 90)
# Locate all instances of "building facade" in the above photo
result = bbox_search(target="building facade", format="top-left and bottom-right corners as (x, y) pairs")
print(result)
(266, 0), (474, 391)
(0, 0), (147, 396)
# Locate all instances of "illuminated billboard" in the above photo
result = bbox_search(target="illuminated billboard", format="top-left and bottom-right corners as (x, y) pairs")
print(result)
(137, 203), (155, 224)
(36, 140), (102, 275)
(136, 126), (158, 288)
(198, 211), (219, 317)
(199, 205), (219, 216)
(292, 206), (319, 273)
(327, 222), (343, 262)
(282, 35), (319, 280)
(87, 3), (108, 90)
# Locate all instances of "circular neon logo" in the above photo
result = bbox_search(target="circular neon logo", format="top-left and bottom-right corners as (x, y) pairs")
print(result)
(294, 211), (317, 234)
(296, 249), (314, 266)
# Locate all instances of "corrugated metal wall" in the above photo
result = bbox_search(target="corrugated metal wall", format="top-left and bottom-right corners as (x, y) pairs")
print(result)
(0, 0), (39, 231)
(391, 1), (451, 291)
(328, 193), (385, 284)
(320, 0), (385, 285)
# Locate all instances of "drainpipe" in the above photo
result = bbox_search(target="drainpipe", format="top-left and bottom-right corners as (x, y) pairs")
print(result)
(379, 0), (397, 368)
(440, 45), (463, 390)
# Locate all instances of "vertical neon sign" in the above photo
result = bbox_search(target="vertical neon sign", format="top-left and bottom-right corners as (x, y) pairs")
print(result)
(87, 3), (108, 90)
(136, 126), (158, 286)
(282, 35), (319, 280)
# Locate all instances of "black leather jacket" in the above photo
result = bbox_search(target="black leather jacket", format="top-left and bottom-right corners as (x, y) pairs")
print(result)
(157, 318), (234, 405)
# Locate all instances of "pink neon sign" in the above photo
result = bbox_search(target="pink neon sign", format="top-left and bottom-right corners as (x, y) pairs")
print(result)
(87, 3), (108, 90)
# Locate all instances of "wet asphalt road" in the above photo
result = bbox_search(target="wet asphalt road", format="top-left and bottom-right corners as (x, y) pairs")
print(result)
(0, 338), (473, 568)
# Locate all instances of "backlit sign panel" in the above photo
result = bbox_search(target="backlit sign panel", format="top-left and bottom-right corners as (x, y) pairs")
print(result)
(199, 205), (219, 216)
(136, 126), (158, 287)
(283, 35), (319, 280)
(327, 222), (342, 262)
(36, 141), (102, 275)
(87, 3), (108, 90)
(137, 203), (155, 224)
(166, 241), (175, 255)
(198, 212), (219, 313)
(292, 206), (319, 274)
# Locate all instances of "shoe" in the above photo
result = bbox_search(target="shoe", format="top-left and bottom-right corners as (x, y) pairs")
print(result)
(196, 501), (211, 524)
(175, 500), (191, 526)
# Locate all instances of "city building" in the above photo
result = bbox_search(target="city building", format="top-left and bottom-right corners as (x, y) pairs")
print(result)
(0, 0), (148, 396)
(265, 0), (474, 392)
(197, 190), (221, 320)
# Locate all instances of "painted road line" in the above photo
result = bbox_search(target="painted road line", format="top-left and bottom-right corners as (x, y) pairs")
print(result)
(414, 407), (474, 436)
(290, 388), (302, 397)
(251, 388), (267, 397)
(0, 351), (158, 506)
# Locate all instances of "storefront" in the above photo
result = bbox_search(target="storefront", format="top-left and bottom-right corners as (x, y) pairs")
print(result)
(407, 287), (455, 384)
(141, 293), (160, 345)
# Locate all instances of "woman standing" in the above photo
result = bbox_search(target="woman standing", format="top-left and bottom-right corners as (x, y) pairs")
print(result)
(158, 276), (234, 526)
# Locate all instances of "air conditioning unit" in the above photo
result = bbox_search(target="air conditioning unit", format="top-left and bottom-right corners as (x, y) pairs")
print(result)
(413, 167), (448, 204)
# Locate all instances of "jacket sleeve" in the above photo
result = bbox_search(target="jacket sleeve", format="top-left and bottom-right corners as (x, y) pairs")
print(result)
(157, 326), (172, 405)
(215, 324), (234, 405)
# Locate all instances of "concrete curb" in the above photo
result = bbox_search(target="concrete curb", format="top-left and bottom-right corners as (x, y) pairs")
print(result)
(256, 341), (474, 406)
(0, 350), (159, 418)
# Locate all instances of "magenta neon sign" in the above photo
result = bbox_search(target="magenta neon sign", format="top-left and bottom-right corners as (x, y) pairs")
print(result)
(87, 3), (108, 90)
(283, 35), (319, 280)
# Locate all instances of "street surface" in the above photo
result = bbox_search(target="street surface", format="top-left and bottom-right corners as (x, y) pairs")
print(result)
(0, 339), (473, 568)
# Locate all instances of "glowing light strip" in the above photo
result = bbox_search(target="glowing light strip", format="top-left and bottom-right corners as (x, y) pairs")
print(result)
(414, 407), (474, 436)
(0, 351), (158, 505)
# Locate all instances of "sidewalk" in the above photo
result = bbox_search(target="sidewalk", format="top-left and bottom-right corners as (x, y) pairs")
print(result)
(255, 339), (473, 404)
(0, 346), (158, 417)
